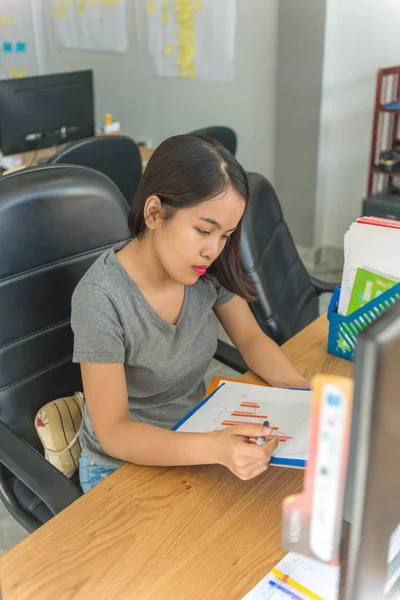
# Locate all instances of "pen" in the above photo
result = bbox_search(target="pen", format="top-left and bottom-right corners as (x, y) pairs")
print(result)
(271, 568), (324, 600)
(256, 420), (270, 445)
(268, 579), (302, 600)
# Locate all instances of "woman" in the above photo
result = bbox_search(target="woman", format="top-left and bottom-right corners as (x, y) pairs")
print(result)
(71, 134), (308, 493)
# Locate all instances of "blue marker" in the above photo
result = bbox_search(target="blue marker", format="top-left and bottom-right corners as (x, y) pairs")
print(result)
(268, 579), (303, 600)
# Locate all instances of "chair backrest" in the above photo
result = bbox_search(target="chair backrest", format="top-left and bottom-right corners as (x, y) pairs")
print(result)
(241, 173), (319, 344)
(189, 126), (237, 155)
(47, 135), (142, 207)
(0, 165), (131, 452)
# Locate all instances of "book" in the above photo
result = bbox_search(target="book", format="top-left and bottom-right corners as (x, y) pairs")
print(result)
(346, 267), (398, 315)
(174, 377), (311, 468)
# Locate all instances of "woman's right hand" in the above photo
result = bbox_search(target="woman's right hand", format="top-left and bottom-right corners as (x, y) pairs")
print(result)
(212, 424), (279, 480)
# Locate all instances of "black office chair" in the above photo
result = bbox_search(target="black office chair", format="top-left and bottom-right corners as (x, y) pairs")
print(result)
(189, 126), (237, 156)
(241, 173), (336, 345)
(0, 164), (247, 533)
(0, 164), (135, 532)
(47, 135), (143, 207)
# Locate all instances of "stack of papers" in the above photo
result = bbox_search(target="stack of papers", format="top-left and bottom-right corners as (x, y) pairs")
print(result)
(242, 551), (339, 600)
(242, 523), (400, 599)
(338, 217), (400, 315)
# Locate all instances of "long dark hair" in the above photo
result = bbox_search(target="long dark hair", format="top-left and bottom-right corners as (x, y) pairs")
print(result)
(128, 134), (255, 300)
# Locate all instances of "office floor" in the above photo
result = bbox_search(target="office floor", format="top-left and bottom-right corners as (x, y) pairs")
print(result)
(0, 279), (335, 555)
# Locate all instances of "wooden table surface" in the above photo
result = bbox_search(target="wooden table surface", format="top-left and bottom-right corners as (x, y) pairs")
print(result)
(0, 316), (352, 600)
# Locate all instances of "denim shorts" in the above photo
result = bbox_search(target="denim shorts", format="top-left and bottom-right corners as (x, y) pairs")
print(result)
(79, 452), (120, 493)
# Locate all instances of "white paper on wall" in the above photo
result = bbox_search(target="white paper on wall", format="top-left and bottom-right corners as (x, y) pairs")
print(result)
(0, 0), (43, 80)
(52, 0), (128, 53)
(146, 0), (236, 82)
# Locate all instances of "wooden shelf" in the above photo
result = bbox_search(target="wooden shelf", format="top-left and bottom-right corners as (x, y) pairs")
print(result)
(374, 165), (400, 175)
(368, 66), (400, 196)
(380, 104), (400, 114)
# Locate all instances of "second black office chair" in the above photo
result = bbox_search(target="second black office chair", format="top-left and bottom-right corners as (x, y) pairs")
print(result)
(48, 135), (142, 207)
(189, 126), (237, 156)
(241, 173), (336, 345)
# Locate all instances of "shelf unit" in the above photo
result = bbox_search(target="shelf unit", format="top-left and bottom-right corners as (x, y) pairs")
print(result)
(367, 65), (400, 196)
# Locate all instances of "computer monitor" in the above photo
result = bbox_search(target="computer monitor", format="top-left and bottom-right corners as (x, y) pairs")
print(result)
(0, 70), (94, 156)
(340, 301), (400, 599)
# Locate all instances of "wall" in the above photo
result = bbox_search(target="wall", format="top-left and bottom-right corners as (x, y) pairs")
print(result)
(43, 0), (278, 181)
(275, 0), (327, 249)
(315, 0), (400, 250)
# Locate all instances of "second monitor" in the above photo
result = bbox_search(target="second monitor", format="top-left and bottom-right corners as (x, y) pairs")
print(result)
(0, 70), (94, 156)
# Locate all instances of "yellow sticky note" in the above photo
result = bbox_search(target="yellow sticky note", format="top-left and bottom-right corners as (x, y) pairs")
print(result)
(178, 25), (189, 40)
(147, 0), (156, 14)
(8, 16), (16, 25)
(185, 64), (196, 77)
(8, 68), (16, 78)
(180, 62), (196, 78)
(65, 0), (72, 4)
(193, 0), (202, 10)
(78, 0), (86, 15)
(53, 6), (67, 18)
(161, 11), (170, 24)
(16, 68), (27, 78)
(162, 0), (169, 7)
(164, 43), (174, 56)
(175, 0), (189, 10)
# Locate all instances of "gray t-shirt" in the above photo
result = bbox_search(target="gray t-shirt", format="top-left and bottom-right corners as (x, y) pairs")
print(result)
(71, 243), (234, 467)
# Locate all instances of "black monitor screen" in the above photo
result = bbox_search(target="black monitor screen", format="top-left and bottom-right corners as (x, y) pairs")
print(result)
(0, 70), (94, 156)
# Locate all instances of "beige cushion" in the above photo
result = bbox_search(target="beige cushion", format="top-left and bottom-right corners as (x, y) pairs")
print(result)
(35, 392), (84, 478)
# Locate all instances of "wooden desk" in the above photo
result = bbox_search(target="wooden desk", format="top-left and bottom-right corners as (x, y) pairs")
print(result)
(0, 317), (352, 600)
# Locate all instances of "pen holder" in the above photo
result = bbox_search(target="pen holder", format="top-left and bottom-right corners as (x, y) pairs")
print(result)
(327, 283), (400, 361)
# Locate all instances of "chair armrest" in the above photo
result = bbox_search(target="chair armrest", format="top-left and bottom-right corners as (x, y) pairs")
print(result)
(214, 339), (248, 375)
(310, 276), (339, 295)
(0, 421), (81, 517)
(0, 464), (41, 532)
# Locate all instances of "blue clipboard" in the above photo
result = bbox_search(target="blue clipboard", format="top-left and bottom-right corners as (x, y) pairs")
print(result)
(172, 381), (307, 469)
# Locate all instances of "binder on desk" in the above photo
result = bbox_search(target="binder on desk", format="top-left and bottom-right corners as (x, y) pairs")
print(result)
(173, 377), (312, 468)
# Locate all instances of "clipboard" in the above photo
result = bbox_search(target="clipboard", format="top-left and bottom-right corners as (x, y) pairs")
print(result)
(173, 376), (311, 468)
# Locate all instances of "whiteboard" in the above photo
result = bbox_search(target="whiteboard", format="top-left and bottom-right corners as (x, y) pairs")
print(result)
(52, 0), (128, 53)
(146, 0), (236, 82)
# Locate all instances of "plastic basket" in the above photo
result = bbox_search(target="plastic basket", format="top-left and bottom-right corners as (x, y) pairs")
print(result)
(327, 282), (400, 361)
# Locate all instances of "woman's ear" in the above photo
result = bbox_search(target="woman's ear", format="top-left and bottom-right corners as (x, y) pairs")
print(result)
(143, 195), (163, 230)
